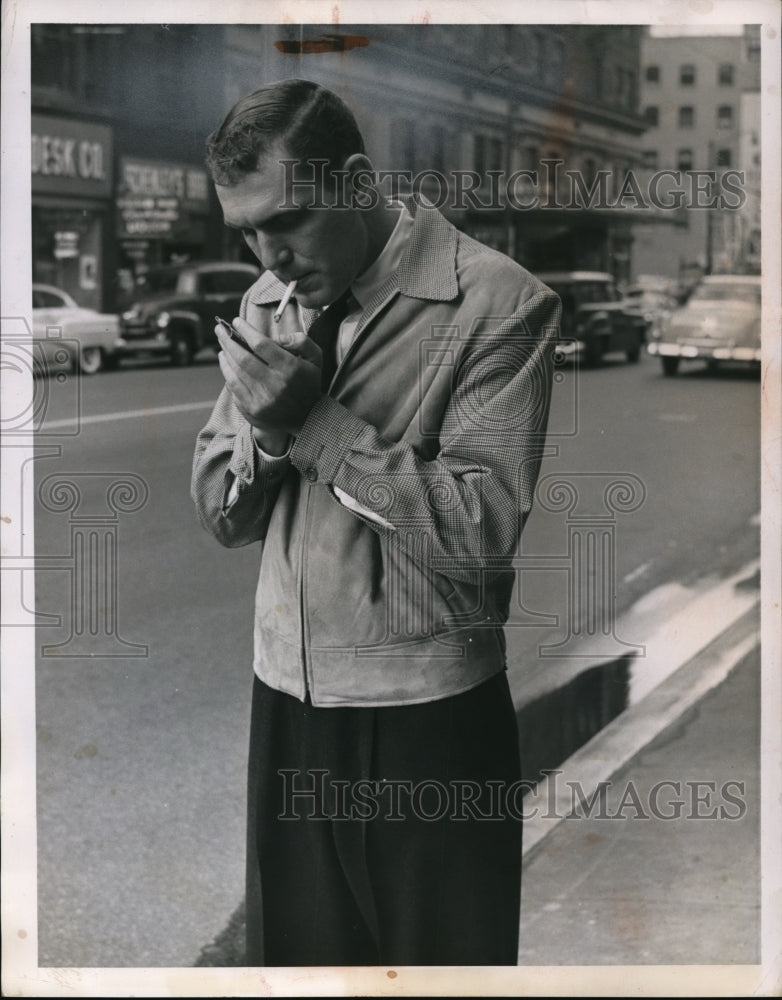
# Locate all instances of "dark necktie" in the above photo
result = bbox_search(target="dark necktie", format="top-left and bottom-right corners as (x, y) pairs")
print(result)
(306, 289), (355, 391)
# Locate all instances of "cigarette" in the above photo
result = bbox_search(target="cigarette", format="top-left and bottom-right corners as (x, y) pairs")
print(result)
(273, 280), (297, 323)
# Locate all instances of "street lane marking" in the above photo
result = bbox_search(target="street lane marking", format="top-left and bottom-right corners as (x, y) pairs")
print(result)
(38, 401), (216, 431)
(623, 561), (652, 584)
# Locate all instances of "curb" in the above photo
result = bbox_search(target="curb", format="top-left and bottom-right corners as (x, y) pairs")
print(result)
(521, 598), (760, 859)
(194, 596), (761, 968)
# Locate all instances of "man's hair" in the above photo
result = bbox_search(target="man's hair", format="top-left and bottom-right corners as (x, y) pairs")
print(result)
(205, 79), (366, 185)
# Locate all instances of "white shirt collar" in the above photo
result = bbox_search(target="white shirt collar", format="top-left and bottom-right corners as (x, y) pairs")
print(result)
(350, 202), (414, 309)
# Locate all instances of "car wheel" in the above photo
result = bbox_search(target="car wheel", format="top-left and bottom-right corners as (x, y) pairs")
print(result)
(626, 338), (642, 363)
(170, 332), (194, 366)
(77, 346), (104, 375)
(661, 356), (680, 376)
(584, 337), (604, 367)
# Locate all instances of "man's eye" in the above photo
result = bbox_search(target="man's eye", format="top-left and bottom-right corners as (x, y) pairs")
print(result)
(267, 211), (306, 233)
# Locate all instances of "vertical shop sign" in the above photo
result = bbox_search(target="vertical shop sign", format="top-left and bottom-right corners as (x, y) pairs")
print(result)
(117, 157), (209, 240)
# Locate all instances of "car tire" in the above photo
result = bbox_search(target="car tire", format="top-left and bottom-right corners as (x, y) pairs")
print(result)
(77, 346), (104, 375)
(661, 356), (680, 376)
(626, 338), (642, 363)
(169, 331), (194, 367)
(584, 337), (604, 367)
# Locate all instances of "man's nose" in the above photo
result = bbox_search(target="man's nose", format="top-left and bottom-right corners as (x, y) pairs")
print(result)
(257, 235), (292, 272)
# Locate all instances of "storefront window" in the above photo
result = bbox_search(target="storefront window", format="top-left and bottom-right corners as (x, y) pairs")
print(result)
(32, 205), (103, 311)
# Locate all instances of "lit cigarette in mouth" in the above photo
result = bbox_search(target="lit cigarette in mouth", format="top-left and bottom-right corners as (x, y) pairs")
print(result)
(273, 280), (297, 323)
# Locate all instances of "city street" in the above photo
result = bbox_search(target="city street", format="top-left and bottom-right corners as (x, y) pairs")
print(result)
(30, 348), (760, 967)
(3, 8), (778, 994)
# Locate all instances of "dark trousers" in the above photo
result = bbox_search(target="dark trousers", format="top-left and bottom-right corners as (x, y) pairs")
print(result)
(245, 672), (523, 967)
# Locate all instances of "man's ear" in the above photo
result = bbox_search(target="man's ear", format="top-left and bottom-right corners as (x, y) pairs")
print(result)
(342, 153), (376, 206)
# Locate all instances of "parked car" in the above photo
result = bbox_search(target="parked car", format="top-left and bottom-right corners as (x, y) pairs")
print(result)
(118, 261), (260, 366)
(536, 270), (647, 366)
(32, 284), (120, 375)
(621, 278), (680, 339)
(646, 275), (761, 376)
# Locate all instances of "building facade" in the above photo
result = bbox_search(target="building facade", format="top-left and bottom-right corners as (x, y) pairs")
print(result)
(31, 24), (226, 311)
(31, 23), (648, 310)
(634, 25), (761, 281)
(222, 24), (648, 282)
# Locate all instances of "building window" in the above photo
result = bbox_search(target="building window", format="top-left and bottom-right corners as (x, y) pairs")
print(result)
(431, 125), (445, 173)
(677, 148), (693, 170)
(641, 150), (658, 169)
(718, 63), (735, 86)
(392, 119), (417, 172)
(678, 106), (695, 128)
(644, 105), (659, 126)
(592, 56), (603, 100)
(717, 105), (734, 129)
(645, 64), (660, 83)
(679, 64), (696, 86)
(533, 30), (546, 76)
(716, 148), (732, 167)
(488, 137), (503, 173)
(616, 68), (637, 110)
(474, 134), (486, 177)
(551, 37), (565, 78)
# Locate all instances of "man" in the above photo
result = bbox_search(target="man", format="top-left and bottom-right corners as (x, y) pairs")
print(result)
(192, 79), (560, 967)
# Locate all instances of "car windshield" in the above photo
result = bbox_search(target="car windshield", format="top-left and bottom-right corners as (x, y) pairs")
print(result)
(576, 282), (616, 303)
(135, 269), (194, 294)
(549, 281), (616, 307)
(34, 288), (72, 309)
(690, 283), (760, 305)
(626, 290), (672, 307)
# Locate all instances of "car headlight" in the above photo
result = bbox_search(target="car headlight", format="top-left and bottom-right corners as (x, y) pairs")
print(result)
(156, 311), (171, 329)
(122, 308), (138, 321)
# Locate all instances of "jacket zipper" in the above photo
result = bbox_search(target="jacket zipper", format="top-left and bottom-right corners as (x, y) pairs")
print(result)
(297, 480), (314, 698)
(296, 287), (397, 695)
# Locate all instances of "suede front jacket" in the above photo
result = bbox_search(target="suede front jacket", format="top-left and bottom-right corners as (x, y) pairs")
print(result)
(191, 197), (560, 706)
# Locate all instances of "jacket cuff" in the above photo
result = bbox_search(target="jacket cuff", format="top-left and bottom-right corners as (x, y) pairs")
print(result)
(228, 422), (289, 488)
(290, 395), (367, 484)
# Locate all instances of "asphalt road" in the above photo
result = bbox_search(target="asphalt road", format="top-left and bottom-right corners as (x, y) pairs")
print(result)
(28, 347), (760, 967)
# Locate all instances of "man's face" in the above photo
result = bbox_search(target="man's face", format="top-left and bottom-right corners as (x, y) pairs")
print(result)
(215, 140), (370, 309)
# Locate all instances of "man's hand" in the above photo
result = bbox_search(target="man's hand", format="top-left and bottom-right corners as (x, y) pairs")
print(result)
(216, 316), (323, 451)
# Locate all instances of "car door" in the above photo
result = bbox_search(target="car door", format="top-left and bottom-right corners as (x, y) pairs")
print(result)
(599, 280), (635, 349)
(32, 287), (75, 370)
(199, 268), (258, 340)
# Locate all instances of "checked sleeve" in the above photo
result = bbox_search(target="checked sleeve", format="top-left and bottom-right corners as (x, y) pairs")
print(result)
(191, 385), (291, 547)
(289, 287), (560, 584)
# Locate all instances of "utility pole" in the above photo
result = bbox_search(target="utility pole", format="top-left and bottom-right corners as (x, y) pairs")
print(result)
(705, 141), (714, 274)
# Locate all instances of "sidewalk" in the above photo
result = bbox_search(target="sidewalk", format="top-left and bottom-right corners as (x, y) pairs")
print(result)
(517, 601), (767, 974)
(196, 602), (770, 987)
